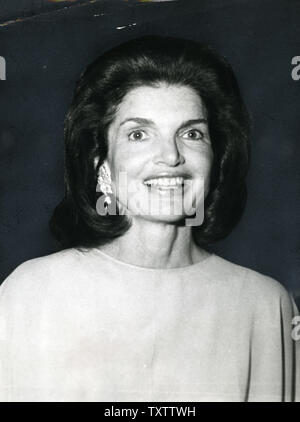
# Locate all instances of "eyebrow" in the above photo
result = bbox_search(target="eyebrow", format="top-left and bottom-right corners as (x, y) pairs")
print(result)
(119, 117), (208, 128)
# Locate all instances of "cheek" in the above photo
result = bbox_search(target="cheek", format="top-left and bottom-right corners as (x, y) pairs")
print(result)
(190, 150), (214, 197)
(110, 145), (147, 181)
(108, 151), (144, 202)
(191, 148), (214, 177)
(108, 147), (129, 181)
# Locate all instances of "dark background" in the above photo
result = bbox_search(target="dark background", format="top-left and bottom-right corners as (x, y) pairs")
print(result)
(0, 0), (299, 308)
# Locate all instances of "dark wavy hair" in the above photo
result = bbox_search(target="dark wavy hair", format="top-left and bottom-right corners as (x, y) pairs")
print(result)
(49, 35), (251, 249)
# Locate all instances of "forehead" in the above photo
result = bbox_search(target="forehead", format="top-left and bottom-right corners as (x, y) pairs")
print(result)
(113, 84), (207, 124)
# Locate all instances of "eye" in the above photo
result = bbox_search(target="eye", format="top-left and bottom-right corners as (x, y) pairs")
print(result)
(128, 130), (148, 142)
(182, 129), (204, 141)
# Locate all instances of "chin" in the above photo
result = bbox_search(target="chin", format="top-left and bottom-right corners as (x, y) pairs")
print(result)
(136, 212), (188, 225)
(126, 195), (202, 224)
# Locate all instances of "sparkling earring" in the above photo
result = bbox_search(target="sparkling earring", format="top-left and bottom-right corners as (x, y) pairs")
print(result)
(97, 163), (113, 211)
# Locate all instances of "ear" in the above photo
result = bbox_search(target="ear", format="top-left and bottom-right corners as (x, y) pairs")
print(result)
(94, 157), (110, 171)
(94, 157), (110, 170)
(96, 159), (112, 182)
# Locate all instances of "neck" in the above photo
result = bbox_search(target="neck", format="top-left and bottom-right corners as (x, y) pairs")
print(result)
(97, 216), (209, 269)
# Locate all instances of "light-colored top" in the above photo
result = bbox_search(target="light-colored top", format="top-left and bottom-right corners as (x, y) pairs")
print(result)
(0, 248), (299, 402)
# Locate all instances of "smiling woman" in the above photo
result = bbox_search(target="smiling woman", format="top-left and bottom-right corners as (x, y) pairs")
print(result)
(0, 35), (299, 402)
(50, 35), (251, 253)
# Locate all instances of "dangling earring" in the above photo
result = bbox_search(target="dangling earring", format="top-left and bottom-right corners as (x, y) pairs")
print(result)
(97, 162), (113, 212)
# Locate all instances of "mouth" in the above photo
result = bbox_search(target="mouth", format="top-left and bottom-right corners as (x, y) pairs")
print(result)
(143, 176), (186, 190)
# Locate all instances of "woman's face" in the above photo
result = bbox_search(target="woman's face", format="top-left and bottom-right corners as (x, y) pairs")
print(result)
(105, 83), (214, 224)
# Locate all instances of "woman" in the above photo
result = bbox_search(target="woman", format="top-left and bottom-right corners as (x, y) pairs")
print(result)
(0, 35), (299, 402)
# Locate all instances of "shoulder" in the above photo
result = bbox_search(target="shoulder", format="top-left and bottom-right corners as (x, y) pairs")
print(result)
(208, 254), (298, 325)
(210, 253), (293, 306)
(0, 248), (81, 302)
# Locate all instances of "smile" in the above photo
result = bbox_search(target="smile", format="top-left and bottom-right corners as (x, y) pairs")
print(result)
(143, 177), (185, 189)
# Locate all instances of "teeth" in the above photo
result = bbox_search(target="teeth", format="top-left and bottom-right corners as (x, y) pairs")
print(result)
(144, 177), (184, 187)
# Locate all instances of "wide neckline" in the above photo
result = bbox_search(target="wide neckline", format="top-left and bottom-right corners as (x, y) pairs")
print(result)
(89, 247), (215, 273)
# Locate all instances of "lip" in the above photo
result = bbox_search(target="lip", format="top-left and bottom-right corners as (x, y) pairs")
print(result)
(143, 171), (191, 182)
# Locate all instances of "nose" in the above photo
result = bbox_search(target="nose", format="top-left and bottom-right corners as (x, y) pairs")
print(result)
(153, 136), (185, 167)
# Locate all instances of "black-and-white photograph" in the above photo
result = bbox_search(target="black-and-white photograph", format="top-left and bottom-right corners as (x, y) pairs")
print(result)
(0, 0), (299, 403)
